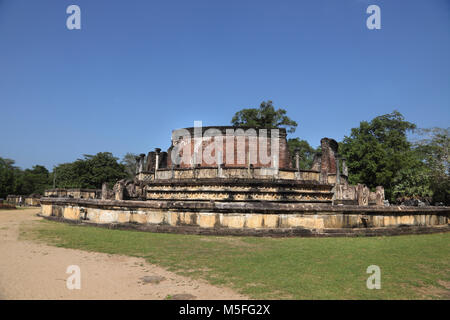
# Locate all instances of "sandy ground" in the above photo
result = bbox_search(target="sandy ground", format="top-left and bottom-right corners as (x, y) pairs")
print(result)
(0, 208), (247, 300)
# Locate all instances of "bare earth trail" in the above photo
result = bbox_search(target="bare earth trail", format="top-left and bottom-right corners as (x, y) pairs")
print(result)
(0, 208), (247, 300)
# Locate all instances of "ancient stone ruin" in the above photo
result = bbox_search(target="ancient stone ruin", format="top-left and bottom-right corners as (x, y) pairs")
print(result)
(39, 126), (449, 236)
(6, 194), (41, 207)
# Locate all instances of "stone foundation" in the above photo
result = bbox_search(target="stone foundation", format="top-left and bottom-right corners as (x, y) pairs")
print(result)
(39, 198), (450, 237)
(44, 188), (101, 199)
(6, 195), (41, 207)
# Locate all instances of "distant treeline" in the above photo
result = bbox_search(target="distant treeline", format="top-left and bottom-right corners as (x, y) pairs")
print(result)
(1, 107), (449, 205)
(0, 152), (132, 199)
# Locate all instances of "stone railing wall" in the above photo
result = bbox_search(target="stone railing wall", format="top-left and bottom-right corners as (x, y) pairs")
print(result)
(137, 167), (323, 182)
(44, 188), (101, 199)
(6, 195), (41, 206)
(39, 198), (450, 237)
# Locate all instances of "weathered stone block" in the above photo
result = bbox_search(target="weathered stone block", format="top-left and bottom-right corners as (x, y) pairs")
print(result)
(262, 214), (278, 228)
(147, 210), (165, 224)
(198, 213), (216, 228)
(246, 214), (263, 228)
(63, 206), (80, 220)
(222, 215), (245, 228)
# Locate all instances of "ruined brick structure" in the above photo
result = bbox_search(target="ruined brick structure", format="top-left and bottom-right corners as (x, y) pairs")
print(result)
(143, 126), (292, 170)
(311, 138), (339, 183)
(38, 126), (450, 237)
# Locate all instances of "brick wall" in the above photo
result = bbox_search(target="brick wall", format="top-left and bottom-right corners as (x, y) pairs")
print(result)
(165, 126), (292, 169)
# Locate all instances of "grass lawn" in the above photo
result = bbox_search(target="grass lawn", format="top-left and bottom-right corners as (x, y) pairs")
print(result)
(22, 219), (450, 299)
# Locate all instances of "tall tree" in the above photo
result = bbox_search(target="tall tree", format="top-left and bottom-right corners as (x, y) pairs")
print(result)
(231, 100), (298, 133)
(413, 127), (449, 204)
(0, 157), (18, 198)
(19, 165), (51, 195)
(121, 153), (138, 179)
(0, 159), (51, 197)
(54, 152), (127, 189)
(340, 111), (418, 201)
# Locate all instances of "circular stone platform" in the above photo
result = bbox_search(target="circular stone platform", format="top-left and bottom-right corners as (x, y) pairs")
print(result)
(39, 198), (450, 237)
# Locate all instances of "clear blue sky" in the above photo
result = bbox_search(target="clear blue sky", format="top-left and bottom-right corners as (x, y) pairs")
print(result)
(1, 0), (449, 170)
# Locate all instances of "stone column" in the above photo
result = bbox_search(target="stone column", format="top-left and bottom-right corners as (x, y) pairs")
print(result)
(114, 181), (124, 201)
(375, 186), (384, 206)
(154, 148), (161, 171)
(154, 149), (161, 180)
(135, 156), (141, 175)
(217, 150), (224, 178)
(295, 148), (300, 172)
(101, 182), (108, 200)
(139, 153), (145, 173)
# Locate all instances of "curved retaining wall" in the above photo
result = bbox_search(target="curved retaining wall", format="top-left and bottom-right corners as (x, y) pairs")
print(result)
(39, 198), (450, 237)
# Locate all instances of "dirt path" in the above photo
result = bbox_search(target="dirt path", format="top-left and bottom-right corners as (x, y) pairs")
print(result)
(0, 208), (247, 300)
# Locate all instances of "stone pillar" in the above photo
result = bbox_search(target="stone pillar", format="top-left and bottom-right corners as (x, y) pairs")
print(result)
(135, 156), (140, 175)
(217, 150), (224, 178)
(295, 148), (300, 172)
(114, 181), (124, 201)
(154, 148), (161, 171)
(375, 186), (385, 206)
(139, 153), (145, 173)
(154, 149), (160, 180)
(101, 182), (108, 200)
(357, 184), (369, 206)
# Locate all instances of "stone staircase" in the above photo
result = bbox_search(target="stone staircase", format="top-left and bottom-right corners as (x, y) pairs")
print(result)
(143, 179), (334, 203)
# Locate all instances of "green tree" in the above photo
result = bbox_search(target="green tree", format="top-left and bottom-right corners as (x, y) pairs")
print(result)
(0, 159), (50, 197)
(340, 111), (418, 202)
(413, 127), (449, 204)
(231, 100), (298, 133)
(287, 138), (316, 169)
(0, 157), (18, 198)
(19, 165), (51, 195)
(53, 161), (85, 189)
(54, 152), (127, 189)
(121, 153), (138, 179)
(391, 165), (433, 202)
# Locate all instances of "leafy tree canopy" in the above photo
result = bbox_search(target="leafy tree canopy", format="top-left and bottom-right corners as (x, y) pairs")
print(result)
(231, 100), (298, 133)
(18, 165), (50, 195)
(412, 127), (449, 204)
(340, 110), (418, 201)
(0, 159), (51, 198)
(54, 152), (127, 189)
(0, 157), (19, 198)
